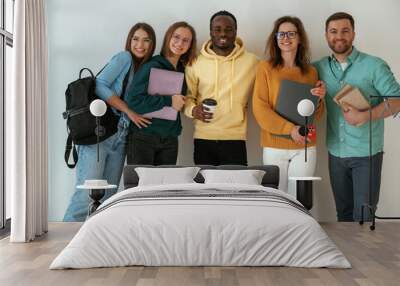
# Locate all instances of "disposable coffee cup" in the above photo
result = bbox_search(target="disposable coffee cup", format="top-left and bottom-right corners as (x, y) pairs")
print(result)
(202, 98), (217, 113)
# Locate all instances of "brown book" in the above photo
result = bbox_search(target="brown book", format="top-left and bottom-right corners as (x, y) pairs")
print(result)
(333, 84), (370, 111)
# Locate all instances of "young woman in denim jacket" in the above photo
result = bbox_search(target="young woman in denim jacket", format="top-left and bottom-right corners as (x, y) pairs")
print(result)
(63, 23), (156, 221)
(125, 22), (197, 165)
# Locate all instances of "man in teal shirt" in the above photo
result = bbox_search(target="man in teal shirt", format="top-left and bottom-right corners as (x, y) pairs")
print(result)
(314, 12), (400, 222)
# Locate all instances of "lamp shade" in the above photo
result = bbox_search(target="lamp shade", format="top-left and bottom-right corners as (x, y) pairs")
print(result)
(89, 99), (107, 117)
(297, 99), (315, 117)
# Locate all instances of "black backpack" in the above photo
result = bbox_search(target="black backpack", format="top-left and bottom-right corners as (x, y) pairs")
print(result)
(63, 67), (130, 168)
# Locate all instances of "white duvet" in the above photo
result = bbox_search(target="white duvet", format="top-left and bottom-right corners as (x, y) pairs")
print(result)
(50, 183), (351, 269)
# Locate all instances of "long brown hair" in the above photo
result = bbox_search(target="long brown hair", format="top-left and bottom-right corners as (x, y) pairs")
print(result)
(125, 23), (156, 71)
(266, 16), (310, 74)
(161, 21), (197, 66)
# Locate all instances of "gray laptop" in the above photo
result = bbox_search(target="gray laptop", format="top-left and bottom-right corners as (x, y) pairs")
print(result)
(275, 79), (319, 125)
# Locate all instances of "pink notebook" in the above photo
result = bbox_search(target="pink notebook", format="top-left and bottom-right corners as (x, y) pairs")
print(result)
(143, 68), (184, 121)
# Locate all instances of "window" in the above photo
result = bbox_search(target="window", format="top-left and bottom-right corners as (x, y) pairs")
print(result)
(1, 0), (14, 234)
(5, 0), (13, 33)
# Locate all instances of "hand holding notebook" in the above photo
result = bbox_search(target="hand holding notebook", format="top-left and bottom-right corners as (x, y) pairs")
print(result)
(333, 84), (370, 111)
(143, 68), (184, 121)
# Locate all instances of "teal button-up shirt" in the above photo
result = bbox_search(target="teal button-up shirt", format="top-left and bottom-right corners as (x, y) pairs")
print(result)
(314, 47), (400, 157)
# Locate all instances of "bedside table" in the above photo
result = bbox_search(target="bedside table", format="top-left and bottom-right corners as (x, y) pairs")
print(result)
(77, 184), (117, 216)
(289, 177), (321, 210)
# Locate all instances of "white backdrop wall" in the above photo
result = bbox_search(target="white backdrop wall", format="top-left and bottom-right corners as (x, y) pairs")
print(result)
(47, 0), (400, 221)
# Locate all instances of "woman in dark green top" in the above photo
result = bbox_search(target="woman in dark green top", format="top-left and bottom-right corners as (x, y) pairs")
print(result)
(125, 21), (197, 165)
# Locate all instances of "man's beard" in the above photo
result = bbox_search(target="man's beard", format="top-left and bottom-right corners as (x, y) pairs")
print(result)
(328, 40), (352, 55)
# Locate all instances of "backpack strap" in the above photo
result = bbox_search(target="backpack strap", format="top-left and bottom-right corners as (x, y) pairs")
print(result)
(65, 134), (78, 169)
(95, 56), (133, 101)
(120, 64), (132, 101)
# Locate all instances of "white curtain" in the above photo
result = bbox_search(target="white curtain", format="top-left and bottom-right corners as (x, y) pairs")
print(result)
(8, 0), (48, 242)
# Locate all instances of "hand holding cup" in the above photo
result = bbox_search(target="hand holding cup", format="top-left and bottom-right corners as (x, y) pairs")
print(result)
(192, 98), (217, 123)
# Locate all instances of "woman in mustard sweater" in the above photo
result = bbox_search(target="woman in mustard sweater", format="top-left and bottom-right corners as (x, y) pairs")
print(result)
(253, 16), (325, 197)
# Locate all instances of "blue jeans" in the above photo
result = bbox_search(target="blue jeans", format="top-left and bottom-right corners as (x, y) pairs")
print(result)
(63, 119), (128, 222)
(328, 152), (383, 222)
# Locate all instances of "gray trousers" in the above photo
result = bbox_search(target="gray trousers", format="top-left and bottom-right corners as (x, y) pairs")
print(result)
(328, 152), (383, 222)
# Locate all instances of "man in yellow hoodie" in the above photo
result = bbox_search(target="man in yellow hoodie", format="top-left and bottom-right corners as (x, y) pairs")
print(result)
(184, 10), (258, 165)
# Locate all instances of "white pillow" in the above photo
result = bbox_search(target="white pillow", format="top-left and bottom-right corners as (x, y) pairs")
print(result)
(200, 169), (266, 185)
(135, 167), (201, 186)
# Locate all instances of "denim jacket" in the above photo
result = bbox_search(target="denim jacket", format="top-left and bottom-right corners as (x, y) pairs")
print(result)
(96, 51), (134, 129)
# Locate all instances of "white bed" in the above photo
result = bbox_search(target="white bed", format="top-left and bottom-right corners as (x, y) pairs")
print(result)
(50, 182), (351, 269)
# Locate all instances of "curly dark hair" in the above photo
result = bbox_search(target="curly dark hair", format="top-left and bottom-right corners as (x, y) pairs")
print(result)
(210, 10), (237, 30)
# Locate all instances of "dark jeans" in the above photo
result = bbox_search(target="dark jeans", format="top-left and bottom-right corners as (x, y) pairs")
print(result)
(328, 152), (383, 222)
(127, 132), (178, 165)
(194, 139), (247, 166)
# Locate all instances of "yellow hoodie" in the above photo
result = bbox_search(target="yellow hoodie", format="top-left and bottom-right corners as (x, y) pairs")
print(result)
(184, 38), (258, 140)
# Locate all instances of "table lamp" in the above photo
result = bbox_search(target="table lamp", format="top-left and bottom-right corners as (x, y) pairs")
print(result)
(89, 99), (107, 162)
(297, 99), (315, 162)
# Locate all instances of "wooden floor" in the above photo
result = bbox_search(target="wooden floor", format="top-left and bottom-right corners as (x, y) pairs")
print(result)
(0, 222), (399, 286)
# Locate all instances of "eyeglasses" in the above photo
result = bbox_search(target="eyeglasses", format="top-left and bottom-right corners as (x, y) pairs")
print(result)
(275, 31), (298, 40)
(172, 34), (191, 45)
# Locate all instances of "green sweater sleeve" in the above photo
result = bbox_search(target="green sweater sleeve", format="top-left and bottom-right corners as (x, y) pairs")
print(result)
(125, 62), (172, 114)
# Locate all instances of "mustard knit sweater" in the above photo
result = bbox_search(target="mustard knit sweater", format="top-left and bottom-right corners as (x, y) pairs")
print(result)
(252, 60), (324, 149)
